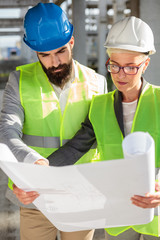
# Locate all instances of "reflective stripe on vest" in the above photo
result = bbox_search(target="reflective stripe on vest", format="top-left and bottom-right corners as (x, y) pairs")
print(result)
(8, 61), (101, 190)
(22, 134), (97, 150)
(22, 134), (60, 148)
(89, 83), (160, 237)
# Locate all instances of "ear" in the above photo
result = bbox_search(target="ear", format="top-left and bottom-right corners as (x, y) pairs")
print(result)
(142, 57), (150, 73)
(144, 57), (150, 69)
(69, 36), (74, 49)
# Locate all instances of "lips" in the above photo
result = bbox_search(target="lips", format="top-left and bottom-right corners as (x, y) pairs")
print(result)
(51, 67), (63, 73)
(54, 69), (62, 72)
(117, 81), (127, 85)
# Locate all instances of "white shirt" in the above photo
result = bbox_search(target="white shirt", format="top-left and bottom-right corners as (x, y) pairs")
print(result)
(51, 61), (75, 114)
(122, 100), (138, 136)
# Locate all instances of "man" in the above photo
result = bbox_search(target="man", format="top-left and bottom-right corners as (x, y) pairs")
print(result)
(0, 3), (107, 240)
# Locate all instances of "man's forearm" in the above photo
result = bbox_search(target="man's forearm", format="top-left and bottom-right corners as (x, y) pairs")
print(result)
(0, 71), (45, 164)
(48, 116), (95, 166)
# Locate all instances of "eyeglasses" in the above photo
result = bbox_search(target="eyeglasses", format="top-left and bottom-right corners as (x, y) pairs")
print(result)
(105, 58), (147, 75)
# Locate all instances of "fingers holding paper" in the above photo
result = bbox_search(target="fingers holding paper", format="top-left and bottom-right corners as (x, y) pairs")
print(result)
(131, 182), (160, 209)
(13, 184), (39, 205)
(155, 181), (160, 191)
(34, 159), (49, 166)
(12, 159), (48, 205)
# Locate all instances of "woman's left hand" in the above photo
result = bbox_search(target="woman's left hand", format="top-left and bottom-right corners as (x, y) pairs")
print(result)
(131, 182), (160, 208)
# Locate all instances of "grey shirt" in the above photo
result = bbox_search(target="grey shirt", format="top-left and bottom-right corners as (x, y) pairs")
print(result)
(0, 60), (107, 207)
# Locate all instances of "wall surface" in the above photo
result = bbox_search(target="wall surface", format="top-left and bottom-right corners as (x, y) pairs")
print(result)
(140, 0), (160, 85)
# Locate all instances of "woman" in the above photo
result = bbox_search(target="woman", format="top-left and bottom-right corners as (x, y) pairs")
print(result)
(88, 16), (160, 240)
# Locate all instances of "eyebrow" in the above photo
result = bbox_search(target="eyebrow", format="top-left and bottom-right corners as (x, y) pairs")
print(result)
(38, 52), (49, 56)
(38, 47), (67, 56)
(110, 60), (136, 65)
(56, 47), (67, 53)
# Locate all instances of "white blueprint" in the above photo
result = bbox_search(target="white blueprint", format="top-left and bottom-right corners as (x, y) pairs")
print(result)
(0, 132), (155, 232)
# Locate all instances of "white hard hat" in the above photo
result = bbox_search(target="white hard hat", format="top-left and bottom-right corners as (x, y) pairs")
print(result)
(104, 16), (156, 55)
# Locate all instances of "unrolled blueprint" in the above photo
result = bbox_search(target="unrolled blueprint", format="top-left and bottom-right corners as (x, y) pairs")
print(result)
(0, 132), (155, 232)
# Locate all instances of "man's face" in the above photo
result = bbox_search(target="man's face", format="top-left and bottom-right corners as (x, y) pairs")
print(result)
(37, 37), (74, 88)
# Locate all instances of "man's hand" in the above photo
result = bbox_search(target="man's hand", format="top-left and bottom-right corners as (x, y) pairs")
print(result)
(34, 159), (49, 166)
(13, 184), (39, 205)
(13, 158), (49, 204)
(131, 182), (160, 208)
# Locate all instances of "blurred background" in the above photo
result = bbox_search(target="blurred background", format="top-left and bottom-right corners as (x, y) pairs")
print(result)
(0, 0), (159, 91)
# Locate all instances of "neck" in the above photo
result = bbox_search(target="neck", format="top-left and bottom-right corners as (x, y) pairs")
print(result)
(122, 80), (142, 103)
(122, 93), (139, 102)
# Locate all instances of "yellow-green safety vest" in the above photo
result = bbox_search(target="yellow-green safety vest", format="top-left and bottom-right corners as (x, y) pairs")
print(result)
(8, 61), (102, 189)
(89, 83), (160, 237)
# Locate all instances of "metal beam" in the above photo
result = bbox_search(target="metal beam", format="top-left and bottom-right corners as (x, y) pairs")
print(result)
(130, 0), (140, 17)
(87, 32), (98, 36)
(0, 0), (65, 8)
(0, 31), (23, 36)
(86, 1), (99, 9)
(0, 0), (49, 8)
(0, 18), (23, 28)
(55, 0), (65, 6)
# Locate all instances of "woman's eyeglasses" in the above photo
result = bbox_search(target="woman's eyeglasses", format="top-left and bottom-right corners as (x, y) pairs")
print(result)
(105, 58), (147, 75)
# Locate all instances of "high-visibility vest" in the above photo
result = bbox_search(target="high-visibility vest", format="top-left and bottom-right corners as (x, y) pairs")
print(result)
(89, 83), (160, 237)
(8, 61), (102, 189)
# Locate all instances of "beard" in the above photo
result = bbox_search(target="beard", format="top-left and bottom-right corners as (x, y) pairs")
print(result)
(39, 59), (73, 88)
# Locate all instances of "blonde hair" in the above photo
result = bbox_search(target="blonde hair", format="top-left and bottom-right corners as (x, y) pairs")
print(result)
(107, 48), (149, 60)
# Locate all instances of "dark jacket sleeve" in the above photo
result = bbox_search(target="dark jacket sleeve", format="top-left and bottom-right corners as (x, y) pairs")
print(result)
(48, 115), (95, 166)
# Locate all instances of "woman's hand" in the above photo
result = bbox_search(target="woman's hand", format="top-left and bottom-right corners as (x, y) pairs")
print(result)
(131, 182), (160, 208)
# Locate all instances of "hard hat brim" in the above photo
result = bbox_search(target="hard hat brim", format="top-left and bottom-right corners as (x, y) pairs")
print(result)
(23, 23), (74, 52)
(104, 43), (156, 55)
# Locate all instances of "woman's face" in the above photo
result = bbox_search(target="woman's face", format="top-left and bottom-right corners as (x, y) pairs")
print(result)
(109, 51), (150, 101)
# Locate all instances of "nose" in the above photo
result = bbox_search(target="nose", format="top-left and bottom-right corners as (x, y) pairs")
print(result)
(51, 55), (60, 68)
(118, 67), (126, 78)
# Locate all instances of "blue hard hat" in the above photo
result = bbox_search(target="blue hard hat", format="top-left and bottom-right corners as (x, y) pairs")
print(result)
(23, 3), (74, 52)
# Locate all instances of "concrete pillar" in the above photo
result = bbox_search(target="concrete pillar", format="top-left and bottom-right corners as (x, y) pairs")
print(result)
(72, 0), (87, 65)
(140, 0), (160, 85)
(97, 0), (107, 76)
(20, 7), (37, 63)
